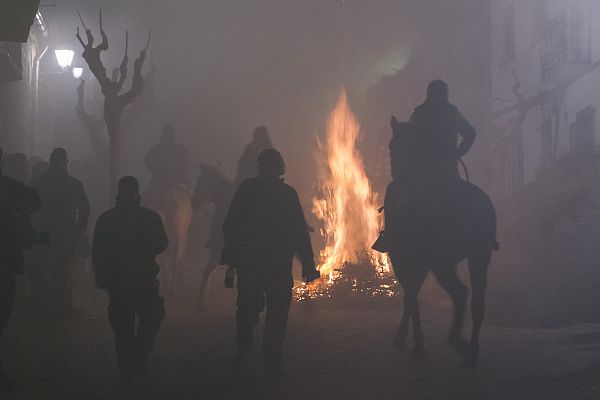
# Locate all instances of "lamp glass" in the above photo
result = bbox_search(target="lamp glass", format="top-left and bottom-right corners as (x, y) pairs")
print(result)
(72, 67), (83, 79)
(54, 50), (74, 69)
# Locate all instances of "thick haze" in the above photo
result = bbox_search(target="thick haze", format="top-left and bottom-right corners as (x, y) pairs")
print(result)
(40, 0), (488, 194)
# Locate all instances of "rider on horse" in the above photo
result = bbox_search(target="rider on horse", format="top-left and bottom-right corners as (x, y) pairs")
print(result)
(409, 79), (476, 192)
(384, 81), (497, 367)
(386, 80), (478, 247)
(143, 125), (193, 294)
(144, 124), (189, 187)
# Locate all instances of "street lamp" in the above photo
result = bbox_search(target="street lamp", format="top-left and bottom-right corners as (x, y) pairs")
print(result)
(54, 49), (74, 69)
(72, 67), (83, 79)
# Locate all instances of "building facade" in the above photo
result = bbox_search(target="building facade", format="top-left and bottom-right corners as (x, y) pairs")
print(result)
(0, 10), (48, 155)
(491, 0), (600, 193)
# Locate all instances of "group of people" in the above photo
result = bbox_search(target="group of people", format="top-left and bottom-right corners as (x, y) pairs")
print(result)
(0, 123), (322, 387)
(0, 79), (477, 389)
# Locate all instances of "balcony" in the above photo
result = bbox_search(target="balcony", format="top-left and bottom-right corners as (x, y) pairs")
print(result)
(541, 3), (591, 84)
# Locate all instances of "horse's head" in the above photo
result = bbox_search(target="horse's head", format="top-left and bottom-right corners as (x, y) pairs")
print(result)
(390, 116), (412, 140)
(192, 163), (230, 210)
(389, 115), (416, 182)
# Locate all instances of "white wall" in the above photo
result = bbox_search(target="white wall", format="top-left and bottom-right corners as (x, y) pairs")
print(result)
(491, 0), (600, 190)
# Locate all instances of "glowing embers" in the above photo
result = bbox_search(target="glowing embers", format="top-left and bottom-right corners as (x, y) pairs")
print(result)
(294, 251), (398, 302)
(296, 90), (394, 302)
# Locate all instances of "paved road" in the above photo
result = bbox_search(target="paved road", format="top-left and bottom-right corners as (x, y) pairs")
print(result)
(3, 266), (600, 400)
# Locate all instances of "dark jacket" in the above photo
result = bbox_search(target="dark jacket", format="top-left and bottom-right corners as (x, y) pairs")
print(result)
(410, 99), (476, 187)
(0, 176), (41, 277)
(92, 204), (168, 289)
(222, 177), (314, 271)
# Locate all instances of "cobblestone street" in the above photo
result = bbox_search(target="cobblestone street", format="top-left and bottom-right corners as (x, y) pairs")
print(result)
(3, 266), (600, 400)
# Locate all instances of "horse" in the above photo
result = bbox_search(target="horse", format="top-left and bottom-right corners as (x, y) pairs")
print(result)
(142, 179), (193, 295)
(191, 164), (235, 304)
(384, 116), (498, 367)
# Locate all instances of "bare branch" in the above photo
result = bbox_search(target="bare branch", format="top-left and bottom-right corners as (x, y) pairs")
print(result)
(76, 27), (86, 47)
(96, 10), (108, 51)
(117, 31), (129, 91)
(119, 47), (147, 105)
(144, 30), (152, 51)
(85, 29), (94, 48)
(76, 9), (88, 31)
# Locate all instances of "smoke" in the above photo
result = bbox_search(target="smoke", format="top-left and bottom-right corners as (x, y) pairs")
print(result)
(44, 1), (418, 188)
(38, 0), (491, 197)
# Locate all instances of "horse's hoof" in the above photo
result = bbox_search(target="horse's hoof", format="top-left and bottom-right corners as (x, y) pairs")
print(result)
(447, 336), (470, 355)
(410, 347), (427, 361)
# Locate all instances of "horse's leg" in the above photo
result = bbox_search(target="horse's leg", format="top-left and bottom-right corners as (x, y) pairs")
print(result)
(197, 257), (219, 307)
(408, 268), (428, 360)
(390, 254), (411, 352)
(462, 250), (491, 368)
(394, 298), (411, 352)
(391, 252), (428, 359)
(169, 206), (192, 295)
(432, 263), (469, 355)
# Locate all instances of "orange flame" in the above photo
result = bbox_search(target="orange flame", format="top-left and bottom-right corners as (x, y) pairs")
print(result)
(312, 90), (388, 280)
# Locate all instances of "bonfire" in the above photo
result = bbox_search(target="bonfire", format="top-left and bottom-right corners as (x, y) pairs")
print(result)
(295, 90), (396, 302)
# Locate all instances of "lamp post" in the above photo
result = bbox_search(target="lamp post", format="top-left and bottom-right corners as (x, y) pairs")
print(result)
(54, 49), (74, 70)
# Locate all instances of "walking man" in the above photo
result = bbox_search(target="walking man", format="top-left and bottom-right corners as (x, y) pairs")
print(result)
(222, 148), (320, 374)
(92, 176), (168, 383)
(30, 148), (89, 318)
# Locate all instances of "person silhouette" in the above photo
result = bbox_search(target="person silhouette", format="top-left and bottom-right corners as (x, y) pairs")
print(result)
(92, 176), (168, 383)
(0, 147), (43, 391)
(30, 148), (89, 319)
(144, 125), (189, 186)
(410, 80), (476, 191)
(222, 148), (320, 375)
(233, 125), (273, 187)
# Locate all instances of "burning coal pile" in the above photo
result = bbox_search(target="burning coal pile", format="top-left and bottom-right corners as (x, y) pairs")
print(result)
(294, 91), (397, 302)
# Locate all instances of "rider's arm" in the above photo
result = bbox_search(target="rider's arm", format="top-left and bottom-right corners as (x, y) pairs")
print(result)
(456, 113), (476, 158)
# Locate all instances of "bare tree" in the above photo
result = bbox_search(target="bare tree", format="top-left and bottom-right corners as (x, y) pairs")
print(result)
(75, 79), (107, 164)
(75, 54), (155, 166)
(76, 10), (150, 197)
